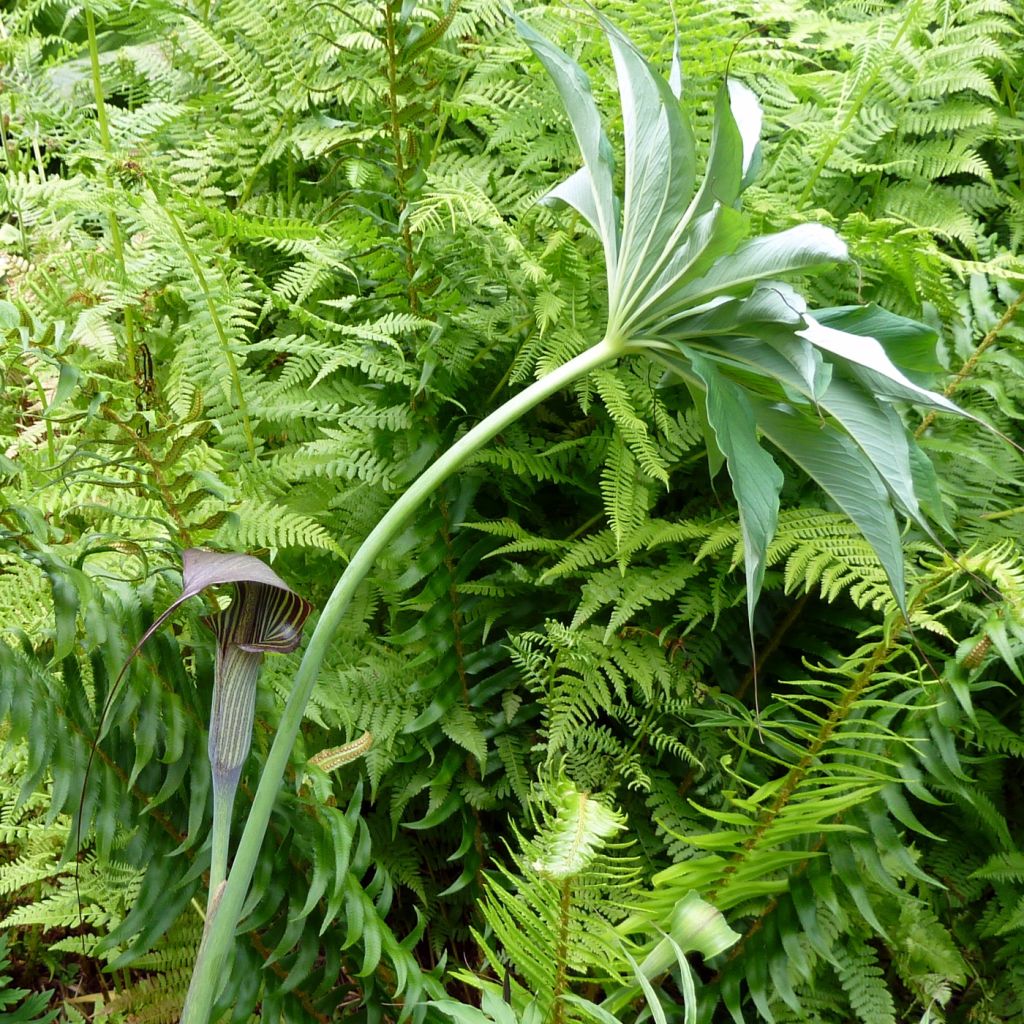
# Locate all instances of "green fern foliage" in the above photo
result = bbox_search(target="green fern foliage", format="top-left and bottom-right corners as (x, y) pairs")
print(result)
(1, 0), (1024, 1021)
(743, 0), (1024, 314)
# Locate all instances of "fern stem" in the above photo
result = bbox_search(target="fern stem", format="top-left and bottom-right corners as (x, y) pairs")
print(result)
(620, 705), (655, 761)
(0, 116), (30, 255)
(180, 336), (623, 1021)
(734, 593), (809, 703)
(551, 878), (572, 1024)
(382, 0), (420, 314)
(915, 289), (1024, 439)
(707, 629), (897, 903)
(84, 4), (137, 378)
(1000, 74), (1024, 187)
(714, 829), (830, 977)
(439, 497), (487, 899)
(100, 409), (195, 545)
(27, 374), (56, 467)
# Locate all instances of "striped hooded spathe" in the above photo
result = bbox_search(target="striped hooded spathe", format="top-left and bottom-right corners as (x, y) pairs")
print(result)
(117, 549), (312, 783)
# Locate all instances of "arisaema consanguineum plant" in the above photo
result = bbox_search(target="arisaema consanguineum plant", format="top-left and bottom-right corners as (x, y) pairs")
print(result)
(175, 14), (968, 1019)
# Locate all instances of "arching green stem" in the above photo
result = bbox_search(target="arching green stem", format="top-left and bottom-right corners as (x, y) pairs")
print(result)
(180, 335), (623, 1021)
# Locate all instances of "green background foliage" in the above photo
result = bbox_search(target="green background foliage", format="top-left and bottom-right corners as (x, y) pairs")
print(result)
(1, 0), (1023, 1021)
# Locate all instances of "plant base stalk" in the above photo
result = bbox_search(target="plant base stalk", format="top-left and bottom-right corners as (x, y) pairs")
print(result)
(179, 337), (622, 1021)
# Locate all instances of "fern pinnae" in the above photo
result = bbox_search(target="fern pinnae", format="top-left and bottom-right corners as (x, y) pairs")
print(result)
(149, 195), (256, 455)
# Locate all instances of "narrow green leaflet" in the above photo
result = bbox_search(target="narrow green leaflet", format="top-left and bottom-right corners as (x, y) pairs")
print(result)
(515, 15), (619, 282)
(686, 351), (783, 637)
(751, 400), (908, 612)
(600, 15), (695, 307)
(908, 442), (954, 535)
(688, 80), (761, 220)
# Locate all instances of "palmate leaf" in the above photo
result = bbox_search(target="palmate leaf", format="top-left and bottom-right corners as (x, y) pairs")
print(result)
(519, 14), (967, 625)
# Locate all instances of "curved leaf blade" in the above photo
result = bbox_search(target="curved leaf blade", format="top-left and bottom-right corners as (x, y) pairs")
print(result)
(752, 399), (908, 613)
(540, 166), (602, 237)
(664, 223), (848, 313)
(599, 16), (696, 304)
(813, 303), (943, 374)
(633, 204), (748, 328)
(689, 80), (762, 221)
(686, 350), (783, 636)
(818, 377), (929, 534)
(695, 334), (931, 536)
(799, 316), (962, 415)
(516, 16), (619, 278)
